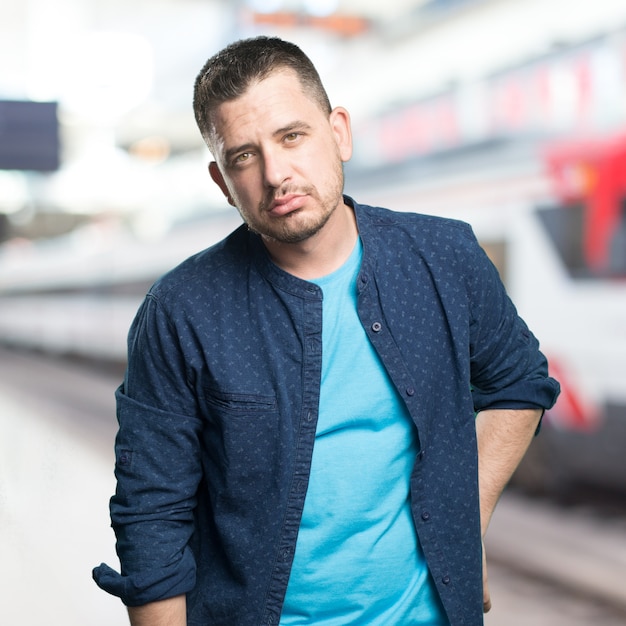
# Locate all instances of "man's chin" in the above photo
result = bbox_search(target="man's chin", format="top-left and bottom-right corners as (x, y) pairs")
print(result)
(247, 212), (322, 245)
(261, 229), (318, 245)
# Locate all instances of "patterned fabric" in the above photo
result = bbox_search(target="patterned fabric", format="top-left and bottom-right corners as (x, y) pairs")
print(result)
(93, 197), (560, 626)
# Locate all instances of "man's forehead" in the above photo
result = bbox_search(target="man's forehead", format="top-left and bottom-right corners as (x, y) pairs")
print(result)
(209, 74), (323, 157)
(216, 68), (309, 117)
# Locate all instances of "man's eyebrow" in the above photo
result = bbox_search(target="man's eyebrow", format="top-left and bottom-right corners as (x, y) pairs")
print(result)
(273, 120), (313, 136)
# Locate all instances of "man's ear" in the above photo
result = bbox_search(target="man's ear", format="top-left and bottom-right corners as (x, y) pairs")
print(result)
(329, 106), (353, 163)
(209, 161), (234, 206)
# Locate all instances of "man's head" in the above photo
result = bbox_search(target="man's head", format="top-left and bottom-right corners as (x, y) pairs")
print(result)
(191, 37), (353, 251)
(193, 36), (332, 154)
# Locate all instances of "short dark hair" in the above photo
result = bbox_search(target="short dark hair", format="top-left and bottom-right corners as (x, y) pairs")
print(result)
(193, 36), (332, 151)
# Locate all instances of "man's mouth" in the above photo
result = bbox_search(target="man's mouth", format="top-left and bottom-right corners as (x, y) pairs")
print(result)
(268, 194), (306, 216)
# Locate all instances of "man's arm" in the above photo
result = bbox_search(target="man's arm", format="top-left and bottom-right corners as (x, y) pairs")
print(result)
(475, 407), (543, 612)
(128, 594), (187, 626)
(475, 407), (541, 531)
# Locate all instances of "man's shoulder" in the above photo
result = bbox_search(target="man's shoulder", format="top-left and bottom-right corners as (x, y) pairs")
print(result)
(149, 223), (251, 300)
(353, 200), (475, 245)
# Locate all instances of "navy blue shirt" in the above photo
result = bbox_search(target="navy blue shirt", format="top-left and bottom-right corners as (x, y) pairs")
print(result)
(93, 198), (559, 625)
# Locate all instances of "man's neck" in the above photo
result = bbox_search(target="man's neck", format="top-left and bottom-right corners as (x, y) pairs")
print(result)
(264, 202), (358, 280)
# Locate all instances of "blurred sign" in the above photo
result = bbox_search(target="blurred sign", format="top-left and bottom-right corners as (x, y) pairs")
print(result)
(248, 11), (369, 36)
(356, 30), (626, 166)
(0, 100), (60, 172)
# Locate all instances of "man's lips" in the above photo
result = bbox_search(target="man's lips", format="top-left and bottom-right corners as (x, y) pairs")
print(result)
(268, 194), (306, 216)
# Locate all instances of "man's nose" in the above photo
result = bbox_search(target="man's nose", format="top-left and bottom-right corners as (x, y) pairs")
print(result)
(262, 148), (289, 188)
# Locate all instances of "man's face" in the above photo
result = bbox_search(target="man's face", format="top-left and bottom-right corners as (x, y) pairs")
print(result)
(208, 69), (352, 245)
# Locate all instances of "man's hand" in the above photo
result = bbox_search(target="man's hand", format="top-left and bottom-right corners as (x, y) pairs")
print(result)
(476, 408), (542, 614)
(482, 538), (491, 613)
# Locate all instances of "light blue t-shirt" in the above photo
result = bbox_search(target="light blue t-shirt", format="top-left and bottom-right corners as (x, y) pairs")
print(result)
(280, 239), (447, 625)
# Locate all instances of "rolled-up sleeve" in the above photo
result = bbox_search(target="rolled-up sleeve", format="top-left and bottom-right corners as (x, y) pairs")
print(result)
(464, 232), (560, 413)
(93, 293), (204, 606)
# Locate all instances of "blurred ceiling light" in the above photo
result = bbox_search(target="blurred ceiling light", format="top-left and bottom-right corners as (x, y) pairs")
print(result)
(303, 0), (339, 17)
(248, 0), (284, 13)
(60, 31), (154, 124)
(43, 146), (152, 215)
(0, 171), (30, 215)
(129, 136), (171, 164)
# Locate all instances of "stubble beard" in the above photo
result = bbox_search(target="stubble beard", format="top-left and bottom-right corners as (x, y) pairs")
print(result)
(240, 169), (344, 245)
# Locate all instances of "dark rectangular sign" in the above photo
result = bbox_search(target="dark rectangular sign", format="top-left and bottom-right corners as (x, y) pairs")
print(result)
(0, 100), (60, 171)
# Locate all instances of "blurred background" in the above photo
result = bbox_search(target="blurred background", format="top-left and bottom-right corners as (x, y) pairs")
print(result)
(0, 0), (625, 624)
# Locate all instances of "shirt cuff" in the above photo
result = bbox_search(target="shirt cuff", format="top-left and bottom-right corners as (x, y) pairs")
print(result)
(92, 546), (196, 607)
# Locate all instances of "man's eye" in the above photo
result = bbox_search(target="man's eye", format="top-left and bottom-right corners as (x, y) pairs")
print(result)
(235, 152), (251, 163)
(285, 132), (300, 142)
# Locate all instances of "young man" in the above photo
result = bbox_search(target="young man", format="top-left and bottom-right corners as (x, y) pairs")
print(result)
(94, 37), (560, 625)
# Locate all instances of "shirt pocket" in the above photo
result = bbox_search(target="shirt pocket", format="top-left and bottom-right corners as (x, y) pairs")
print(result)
(200, 386), (284, 506)
(204, 388), (278, 415)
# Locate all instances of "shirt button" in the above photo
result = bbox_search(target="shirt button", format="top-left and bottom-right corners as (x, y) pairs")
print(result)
(421, 511), (430, 521)
(371, 322), (382, 332)
(442, 575), (451, 585)
(406, 387), (415, 396)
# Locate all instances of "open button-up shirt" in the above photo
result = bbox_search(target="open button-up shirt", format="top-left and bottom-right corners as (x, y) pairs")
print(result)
(93, 197), (560, 626)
